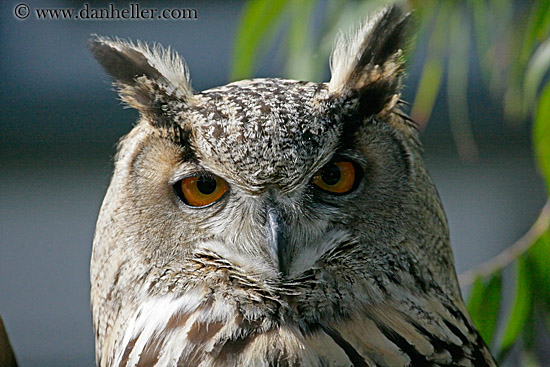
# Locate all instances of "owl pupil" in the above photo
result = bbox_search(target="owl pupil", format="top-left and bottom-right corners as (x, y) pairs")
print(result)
(196, 176), (217, 195)
(322, 164), (341, 185)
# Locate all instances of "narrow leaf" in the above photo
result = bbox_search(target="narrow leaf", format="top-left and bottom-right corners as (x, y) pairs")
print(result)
(410, 3), (449, 128)
(447, 6), (478, 162)
(410, 55), (443, 127)
(467, 272), (502, 346)
(498, 256), (533, 357)
(231, 0), (289, 80)
(507, 0), (550, 118)
(533, 82), (550, 192)
(524, 39), (550, 110)
(469, 0), (491, 85)
(285, 0), (316, 80)
(528, 230), (550, 310)
(520, 0), (550, 65)
(467, 276), (486, 318)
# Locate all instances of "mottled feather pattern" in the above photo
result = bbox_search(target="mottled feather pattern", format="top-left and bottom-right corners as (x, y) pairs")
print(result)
(106, 242), (494, 367)
(90, 3), (498, 367)
(191, 79), (339, 192)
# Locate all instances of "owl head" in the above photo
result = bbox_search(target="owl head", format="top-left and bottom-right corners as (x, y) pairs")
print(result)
(89, 5), (470, 366)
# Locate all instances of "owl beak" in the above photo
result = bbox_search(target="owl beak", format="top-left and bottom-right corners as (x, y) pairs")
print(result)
(266, 205), (290, 276)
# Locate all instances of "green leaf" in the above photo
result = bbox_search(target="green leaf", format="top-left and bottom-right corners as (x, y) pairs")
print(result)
(410, 3), (450, 127)
(467, 272), (502, 347)
(521, 295), (536, 354)
(447, 5), (478, 162)
(533, 82), (550, 192)
(505, 0), (550, 119)
(524, 39), (550, 110)
(467, 277), (486, 316)
(285, 0), (316, 80)
(410, 47), (444, 127)
(520, 0), (550, 65)
(528, 230), (550, 310)
(231, 0), (289, 80)
(498, 256), (533, 358)
(469, 0), (505, 90)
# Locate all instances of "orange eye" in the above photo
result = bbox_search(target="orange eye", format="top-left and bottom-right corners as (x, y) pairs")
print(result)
(312, 161), (358, 194)
(175, 175), (228, 207)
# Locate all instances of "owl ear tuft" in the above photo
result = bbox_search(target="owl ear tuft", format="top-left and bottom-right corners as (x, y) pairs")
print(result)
(89, 35), (195, 116)
(328, 4), (410, 118)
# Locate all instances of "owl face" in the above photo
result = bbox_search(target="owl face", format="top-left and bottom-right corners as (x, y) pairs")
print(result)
(89, 6), (484, 367)
(105, 71), (423, 283)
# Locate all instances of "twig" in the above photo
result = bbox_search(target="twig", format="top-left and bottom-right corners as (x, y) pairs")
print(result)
(458, 199), (550, 288)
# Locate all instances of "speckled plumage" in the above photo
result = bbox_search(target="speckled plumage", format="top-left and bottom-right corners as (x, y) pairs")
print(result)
(90, 5), (497, 367)
(191, 79), (338, 191)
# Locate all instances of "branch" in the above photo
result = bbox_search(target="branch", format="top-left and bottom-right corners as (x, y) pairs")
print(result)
(458, 199), (550, 288)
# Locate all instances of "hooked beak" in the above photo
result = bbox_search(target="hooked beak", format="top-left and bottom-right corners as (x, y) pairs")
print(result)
(266, 204), (290, 276)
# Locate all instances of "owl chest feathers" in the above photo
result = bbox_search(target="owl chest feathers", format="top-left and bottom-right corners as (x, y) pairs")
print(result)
(101, 250), (495, 367)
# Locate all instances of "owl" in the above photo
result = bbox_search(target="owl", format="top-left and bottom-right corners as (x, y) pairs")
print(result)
(90, 5), (497, 367)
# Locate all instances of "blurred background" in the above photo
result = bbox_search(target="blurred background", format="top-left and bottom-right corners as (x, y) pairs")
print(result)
(0, 0), (548, 366)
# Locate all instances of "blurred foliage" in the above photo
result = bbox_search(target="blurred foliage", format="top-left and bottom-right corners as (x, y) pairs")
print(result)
(232, 0), (550, 364)
(468, 272), (502, 347)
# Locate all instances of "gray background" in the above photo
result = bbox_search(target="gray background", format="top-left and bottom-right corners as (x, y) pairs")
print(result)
(0, 0), (547, 366)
